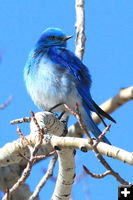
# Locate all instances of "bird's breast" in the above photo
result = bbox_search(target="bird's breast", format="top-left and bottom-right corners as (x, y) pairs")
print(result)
(24, 55), (81, 111)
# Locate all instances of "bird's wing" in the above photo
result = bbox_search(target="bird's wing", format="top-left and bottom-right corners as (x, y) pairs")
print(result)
(48, 46), (92, 88)
(48, 47), (116, 124)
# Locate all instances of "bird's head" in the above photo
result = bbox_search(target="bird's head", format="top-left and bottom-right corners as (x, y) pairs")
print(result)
(35, 28), (72, 48)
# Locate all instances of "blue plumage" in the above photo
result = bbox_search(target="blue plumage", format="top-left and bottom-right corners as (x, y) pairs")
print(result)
(24, 28), (116, 144)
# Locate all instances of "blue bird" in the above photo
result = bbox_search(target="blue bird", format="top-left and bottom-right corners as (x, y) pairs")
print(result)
(24, 28), (116, 144)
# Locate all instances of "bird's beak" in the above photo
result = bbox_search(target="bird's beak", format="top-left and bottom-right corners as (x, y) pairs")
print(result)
(63, 35), (73, 41)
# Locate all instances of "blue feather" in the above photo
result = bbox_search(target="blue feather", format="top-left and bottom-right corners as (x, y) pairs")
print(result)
(24, 28), (115, 145)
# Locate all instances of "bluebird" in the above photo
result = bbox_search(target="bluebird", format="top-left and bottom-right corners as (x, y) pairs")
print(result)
(24, 28), (116, 144)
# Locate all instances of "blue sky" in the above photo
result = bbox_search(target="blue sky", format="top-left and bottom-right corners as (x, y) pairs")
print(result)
(0, 1), (133, 200)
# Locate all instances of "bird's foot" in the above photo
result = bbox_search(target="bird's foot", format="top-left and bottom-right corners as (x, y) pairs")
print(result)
(48, 103), (64, 112)
(58, 111), (66, 120)
(58, 111), (68, 136)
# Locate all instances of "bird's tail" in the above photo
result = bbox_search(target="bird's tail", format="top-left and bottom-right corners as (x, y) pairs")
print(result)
(81, 103), (111, 145)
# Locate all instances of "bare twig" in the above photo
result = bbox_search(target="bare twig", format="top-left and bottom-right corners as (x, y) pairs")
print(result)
(5, 188), (10, 200)
(64, 103), (92, 144)
(1, 113), (133, 167)
(16, 126), (30, 146)
(84, 148), (130, 185)
(2, 114), (46, 200)
(65, 103), (130, 184)
(35, 150), (55, 161)
(10, 117), (31, 125)
(83, 166), (111, 179)
(0, 164), (39, 200)
(29, 154), (57, 200)
(30, 110), (46, 145)
(30, 111), (43, 134)
(93, 125), (111, 147)
(0, 96), (12, 109)
(73, 105), (130, 184)
(1, 127), (133, 167)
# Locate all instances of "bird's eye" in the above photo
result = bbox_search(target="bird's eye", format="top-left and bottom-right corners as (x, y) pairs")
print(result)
(50, 36), (56, 40)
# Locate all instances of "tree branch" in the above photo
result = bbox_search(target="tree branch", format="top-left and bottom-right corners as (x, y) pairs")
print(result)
(92, 86), (133, 124)
(75, 0), (86, 60)
(1, 112), (133, 168)
(51, 149), (75, 200)
(0, 163), (39, 200)
(0, 96), (12, 109)
(29, 155), (57, 200)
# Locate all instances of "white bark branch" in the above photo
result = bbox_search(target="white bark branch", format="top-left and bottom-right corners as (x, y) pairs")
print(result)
(49, 135), (133, 166)
(51, 148), (75, 200)
(0, 112), (133, 168)
(0, 112), (65, 167)
(0, 106), (133, 198)
(92, 86), (133, 124)
(75, 0), (86, 60)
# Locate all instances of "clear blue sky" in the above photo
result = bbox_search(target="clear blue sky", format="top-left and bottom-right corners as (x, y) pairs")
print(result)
(0, 1), (133, 200)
